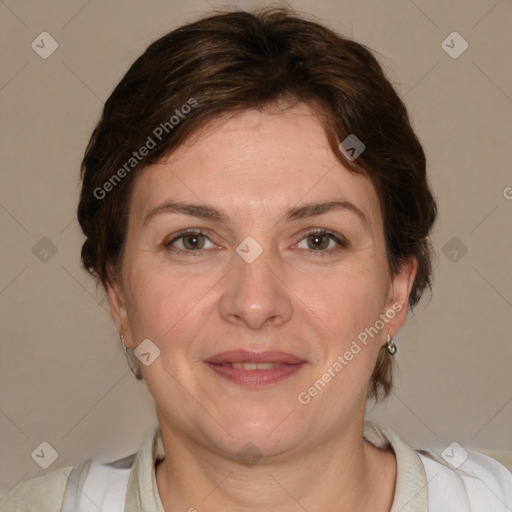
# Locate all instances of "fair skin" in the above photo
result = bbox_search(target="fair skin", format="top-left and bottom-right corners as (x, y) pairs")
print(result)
(108, 102), (417, 512)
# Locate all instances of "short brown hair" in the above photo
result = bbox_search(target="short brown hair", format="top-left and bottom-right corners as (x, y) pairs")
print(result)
(77, 7), (437, 401)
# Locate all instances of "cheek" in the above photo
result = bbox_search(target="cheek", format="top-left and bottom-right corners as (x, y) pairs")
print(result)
(295, 262), (388, 342)
(124, 260), (220, 345)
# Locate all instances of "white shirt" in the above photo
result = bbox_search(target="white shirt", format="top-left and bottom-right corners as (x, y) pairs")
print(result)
(2, 420), (511, 511)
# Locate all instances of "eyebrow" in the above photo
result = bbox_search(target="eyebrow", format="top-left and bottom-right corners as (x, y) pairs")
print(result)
(143, 199), (369, 229)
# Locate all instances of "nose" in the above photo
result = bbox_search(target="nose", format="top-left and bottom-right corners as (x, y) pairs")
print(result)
(218, 243), (293, 331)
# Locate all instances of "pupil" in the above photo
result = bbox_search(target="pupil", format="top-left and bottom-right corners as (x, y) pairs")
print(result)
(310, 234), (327, 250)
(185, 233), (203, 249)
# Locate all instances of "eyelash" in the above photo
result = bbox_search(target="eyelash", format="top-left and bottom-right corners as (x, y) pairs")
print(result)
(164, 228), (348, 257)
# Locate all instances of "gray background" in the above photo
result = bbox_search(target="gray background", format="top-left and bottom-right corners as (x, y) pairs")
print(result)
(1, 0), (511, 497)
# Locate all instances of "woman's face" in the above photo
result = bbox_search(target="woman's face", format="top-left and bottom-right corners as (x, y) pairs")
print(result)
(108, 102), (415, 459)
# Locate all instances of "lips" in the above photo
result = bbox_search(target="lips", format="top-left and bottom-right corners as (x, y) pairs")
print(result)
(204, 350), (307, 387)
(205, 350), (305, 365)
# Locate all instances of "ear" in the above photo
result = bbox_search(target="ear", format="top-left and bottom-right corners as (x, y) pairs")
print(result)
(383, 256), (418, 339)
(106, 264), (132, 348)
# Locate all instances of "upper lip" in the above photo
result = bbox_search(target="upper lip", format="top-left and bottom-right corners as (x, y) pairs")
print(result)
(205, 350), (306, 365)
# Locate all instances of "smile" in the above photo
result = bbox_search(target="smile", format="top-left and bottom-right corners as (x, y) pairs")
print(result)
(204, 361), (306, 387)
(229, 362), (280, 370)
(204, 350), (307, 387)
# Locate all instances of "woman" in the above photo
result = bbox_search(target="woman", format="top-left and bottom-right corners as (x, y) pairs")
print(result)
(2, 6), (511, 512)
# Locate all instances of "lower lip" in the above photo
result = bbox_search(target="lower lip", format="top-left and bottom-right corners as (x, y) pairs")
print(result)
(204, 362), (306, 387)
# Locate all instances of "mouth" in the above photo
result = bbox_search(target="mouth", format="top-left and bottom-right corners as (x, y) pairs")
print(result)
(204, 350), (307, 387)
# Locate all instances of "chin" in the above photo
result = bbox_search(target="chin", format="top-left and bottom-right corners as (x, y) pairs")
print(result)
(204, 405), (302, 457)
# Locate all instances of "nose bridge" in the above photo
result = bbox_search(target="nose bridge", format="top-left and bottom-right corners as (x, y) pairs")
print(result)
(218, 235), (293, 329)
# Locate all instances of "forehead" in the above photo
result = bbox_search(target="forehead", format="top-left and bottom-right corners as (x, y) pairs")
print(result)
(130, 103), (381, 227)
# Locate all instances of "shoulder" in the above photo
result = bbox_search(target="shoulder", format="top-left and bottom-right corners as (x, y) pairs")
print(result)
(417, 447), (512, 511)
(0, 465), (73, 512)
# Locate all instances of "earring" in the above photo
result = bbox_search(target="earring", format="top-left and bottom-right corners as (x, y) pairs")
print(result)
(121, 334), (143, 379)
(386, 334), (397, 356)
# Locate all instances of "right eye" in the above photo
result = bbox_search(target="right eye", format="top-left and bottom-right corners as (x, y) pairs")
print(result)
(164, 229), (216, 255)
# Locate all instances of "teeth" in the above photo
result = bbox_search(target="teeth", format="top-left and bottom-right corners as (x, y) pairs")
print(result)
(231, 362), (279, 370)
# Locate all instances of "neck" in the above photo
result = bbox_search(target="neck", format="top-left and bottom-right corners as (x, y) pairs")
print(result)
(155, 417), (396, 512)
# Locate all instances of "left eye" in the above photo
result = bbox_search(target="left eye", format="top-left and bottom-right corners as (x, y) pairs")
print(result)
(296, 230), (345, 252)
